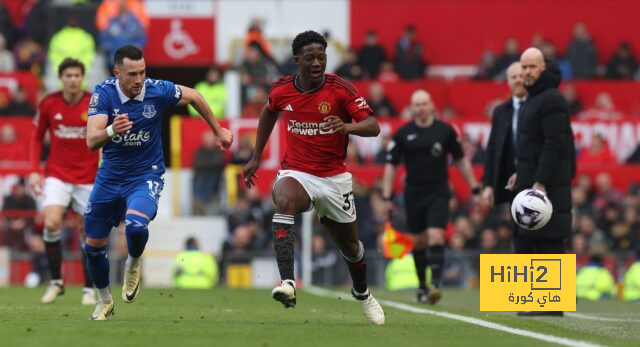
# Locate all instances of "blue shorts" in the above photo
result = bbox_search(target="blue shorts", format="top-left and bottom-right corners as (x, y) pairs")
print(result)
(84, 175), (164, 239)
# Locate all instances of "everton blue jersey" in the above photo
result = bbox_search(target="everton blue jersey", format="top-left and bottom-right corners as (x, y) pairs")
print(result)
(88, 77), (182, 183)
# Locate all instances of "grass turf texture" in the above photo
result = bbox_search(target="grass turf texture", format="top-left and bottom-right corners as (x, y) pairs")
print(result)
(0, 287), (638, 347)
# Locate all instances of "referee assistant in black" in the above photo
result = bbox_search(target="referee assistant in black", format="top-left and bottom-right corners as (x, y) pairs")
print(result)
(382, 89), (480, 304)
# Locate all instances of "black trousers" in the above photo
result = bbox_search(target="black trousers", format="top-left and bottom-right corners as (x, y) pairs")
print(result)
(514, 235), (565, 254)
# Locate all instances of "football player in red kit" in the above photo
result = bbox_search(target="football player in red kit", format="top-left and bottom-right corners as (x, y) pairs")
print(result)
(29, 58), (99, 305)
(243, 31), (384, 325)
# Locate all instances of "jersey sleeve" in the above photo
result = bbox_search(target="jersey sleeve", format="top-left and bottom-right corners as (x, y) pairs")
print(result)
(386, 129), (405, 165)
(88, 86), (109, 117)
(30, 101), (49, 170)
(447, 124), (464, 160)
(266, 84), (281, 112)
(158, 80), (183, 107)
(341, 85), (373, 122)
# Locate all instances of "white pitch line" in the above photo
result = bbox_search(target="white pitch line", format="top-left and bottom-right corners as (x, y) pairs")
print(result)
(305, 286), (605, 347)
(566, 312), (640, 323)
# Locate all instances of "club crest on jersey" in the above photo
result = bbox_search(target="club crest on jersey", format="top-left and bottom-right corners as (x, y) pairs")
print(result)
(89, 93), (99, 107)
(143, 104), (157, 119)
(318, 101), (331, 114)
(431, 142), (443, 157)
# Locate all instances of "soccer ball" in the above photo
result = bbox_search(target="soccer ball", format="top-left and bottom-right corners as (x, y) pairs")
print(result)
(511, 189), (553, 230)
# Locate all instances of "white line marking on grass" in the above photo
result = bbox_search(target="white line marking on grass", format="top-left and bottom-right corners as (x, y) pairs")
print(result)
(566, 312), (640, 323)
(306, 286), (605, 347)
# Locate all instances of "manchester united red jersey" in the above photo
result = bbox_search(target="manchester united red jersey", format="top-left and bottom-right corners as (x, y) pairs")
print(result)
(30, 91), (98, 184)
(267, 74), (373, 177)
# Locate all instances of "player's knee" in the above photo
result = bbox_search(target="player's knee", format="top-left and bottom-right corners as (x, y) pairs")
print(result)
(43, 229), (62, 243)
(274, 194), (299, 214)
(341, 240), (364, 262)
(44, 216), (62, 233)
(85, 237), (109, 248)
(83, 242), (107, 256)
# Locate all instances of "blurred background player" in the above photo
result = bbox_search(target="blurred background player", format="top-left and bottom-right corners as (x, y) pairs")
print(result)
(382, 89), (481, 304)
(243, 31), (385, 325)
(29, 58), (98, 305)
(84, 45), (233, 320)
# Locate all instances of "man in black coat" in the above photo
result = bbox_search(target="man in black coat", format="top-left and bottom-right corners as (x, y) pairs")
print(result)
(515, 48), (576, 317)
(482, 62), (527, 208)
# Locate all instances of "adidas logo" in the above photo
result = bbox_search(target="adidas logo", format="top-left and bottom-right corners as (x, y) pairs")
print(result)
(284, 104), (293, 111)
(54, 113), (63, 120)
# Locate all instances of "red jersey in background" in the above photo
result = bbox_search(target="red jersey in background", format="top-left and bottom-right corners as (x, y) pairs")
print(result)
(267, 74), (374, 177)
(30, 91), (98, 184)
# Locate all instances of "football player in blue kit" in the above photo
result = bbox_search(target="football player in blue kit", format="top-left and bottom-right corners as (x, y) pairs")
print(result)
(84, 45), (233, 320)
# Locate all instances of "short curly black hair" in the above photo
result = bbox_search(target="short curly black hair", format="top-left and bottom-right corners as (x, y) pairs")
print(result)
(292, 30), (327, 55)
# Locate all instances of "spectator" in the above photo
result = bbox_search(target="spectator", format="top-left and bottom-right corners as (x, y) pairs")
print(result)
(359, 31), (387, 79)
(593, 172), (624, 210)
(460, 133), (485, 165)
(495, 222), (513, 250)
(560, 83), (582, 116)
(231, 135), (254, 165)
(335, 47), (364, 80)
(576, 254), (616, 300)
(575, 213), (607, 247)
(578, 92), (622, 120)
(374, 134), (392, 164)
(622, 257), (640, 301)
(495, 38), (520, 75)
(540, 40), (572, 80)
(566, 22), (598, 79)
(473, 50), (500, 80)
(21, 0), (48, 47)
(0, 34), (15, 72)
(241, 85), (267, 118)
(12, 36), (44, 73)
(188, 66), (227, 119)
(479, 228), (498, 252)
(244, 18), (273, 60)
(2, 181), (45, 284)
(577, 133), (616, 167)
(240, 43), (273, 103)
(572, 186), (593, 216)
(96, 0), (149, 32)
(605, 42), (638, 80)
(3, 87), (35, 116)
(48, 18), (96, 84)
(394, 25), (426, 80)
(192, 132), (225, 215)
(100, 0), (147, 71)
(172, 237), (218, 289)
(0, 2), (16, 49)
(609, 222), (635, 251)
(442, 233), (469, 287)
(377, 61), (400, 82)
(454, 215), (477, 249)
(368, 82), (396, 117)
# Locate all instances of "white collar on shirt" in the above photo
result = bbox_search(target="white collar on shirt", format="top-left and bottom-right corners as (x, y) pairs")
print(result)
(512, 95), (526, 109)
(116, 79), (145, 103)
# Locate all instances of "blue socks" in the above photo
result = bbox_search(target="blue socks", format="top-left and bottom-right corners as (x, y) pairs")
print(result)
(125, 214), (149, 258)
(84, 244), (109, 289)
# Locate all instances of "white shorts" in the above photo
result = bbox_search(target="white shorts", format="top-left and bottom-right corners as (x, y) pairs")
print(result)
(42, 177), (93, 214)
(275, 170), (356, 223)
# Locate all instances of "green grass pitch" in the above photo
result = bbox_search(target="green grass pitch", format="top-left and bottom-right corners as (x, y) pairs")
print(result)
(0, 287), (638, 347)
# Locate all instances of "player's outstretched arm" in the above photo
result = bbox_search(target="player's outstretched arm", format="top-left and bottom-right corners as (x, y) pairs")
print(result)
(177, 85), (233, 150)
(86, 114), (132, 150)
(243, 105), (279, 188)
(323, 115), (380, 137)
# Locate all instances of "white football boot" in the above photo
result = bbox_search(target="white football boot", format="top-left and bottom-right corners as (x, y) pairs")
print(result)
(90, 300), (114, 320)
(272, 279), (296, 308)
(352, 289), (385, 325)
(122, 260), (141, 303)
(41, 282), (64, 304)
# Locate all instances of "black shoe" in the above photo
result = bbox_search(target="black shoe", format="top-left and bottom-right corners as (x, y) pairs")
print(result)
(517, 311), (564, 317)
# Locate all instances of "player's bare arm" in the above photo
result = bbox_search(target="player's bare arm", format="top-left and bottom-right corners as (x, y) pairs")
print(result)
(322, 115), (380, 137)
(243, 105), (279, 188)
(86, 113), (133, 151)
(176, 85), (233, 150)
